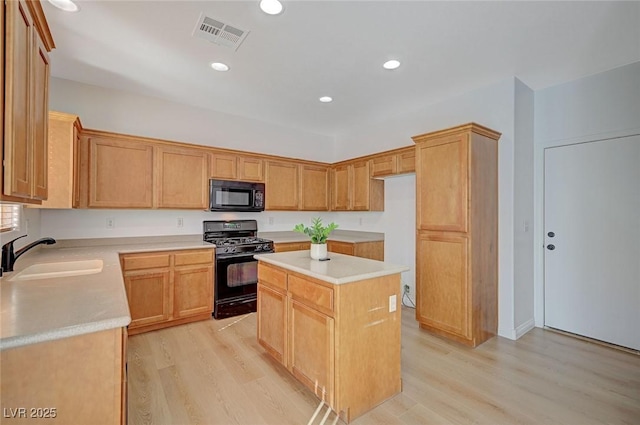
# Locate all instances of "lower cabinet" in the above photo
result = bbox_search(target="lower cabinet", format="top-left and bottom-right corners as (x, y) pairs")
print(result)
(257, 262), (401, 423)
(120, 248), (214, 335)
(274, 240), (384, 261)
(0, 327), (126, 425)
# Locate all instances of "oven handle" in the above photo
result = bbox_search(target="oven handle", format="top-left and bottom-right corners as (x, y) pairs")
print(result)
(216, 251), (273, 261)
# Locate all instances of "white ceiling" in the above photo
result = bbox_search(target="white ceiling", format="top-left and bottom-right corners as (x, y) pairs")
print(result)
(43, 1), (640, 137)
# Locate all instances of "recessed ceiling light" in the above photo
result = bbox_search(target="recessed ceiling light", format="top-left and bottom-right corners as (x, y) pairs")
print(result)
(211, 62), (230, 72)
(319, 96), (333, 103)
(47, 0), (79, 12)
(260, 0), (284, 15)
(383, 60), (401, 70)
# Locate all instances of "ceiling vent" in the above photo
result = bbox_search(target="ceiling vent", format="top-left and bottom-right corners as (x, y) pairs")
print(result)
(192, 13), (249, 51)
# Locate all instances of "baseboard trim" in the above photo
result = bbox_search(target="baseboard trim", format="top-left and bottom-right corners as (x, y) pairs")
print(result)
(498, 318), (536, 340)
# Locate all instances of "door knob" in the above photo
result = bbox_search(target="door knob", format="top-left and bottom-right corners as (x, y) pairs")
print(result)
(546, 244), (555, 250)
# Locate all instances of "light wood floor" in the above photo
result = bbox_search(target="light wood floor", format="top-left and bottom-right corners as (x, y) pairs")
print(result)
(127, 307), (640, 425)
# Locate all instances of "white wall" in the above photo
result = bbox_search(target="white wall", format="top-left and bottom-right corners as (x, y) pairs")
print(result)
(49, 78), (335, 163)
(533, 61), (640, 327)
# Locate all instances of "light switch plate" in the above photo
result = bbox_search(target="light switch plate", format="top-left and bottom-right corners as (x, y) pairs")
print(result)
(389, 294), (397, 312)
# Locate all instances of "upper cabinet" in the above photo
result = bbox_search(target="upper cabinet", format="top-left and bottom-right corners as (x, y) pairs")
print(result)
(210, 152), (264, 182)
(2, 0), (55, 203)
(38, 112), (82, 209)
(370, 146), (416, 178)
(331, 160), (384, 211)
(265, 160), (330, 211)
(156, 145), (209, 209)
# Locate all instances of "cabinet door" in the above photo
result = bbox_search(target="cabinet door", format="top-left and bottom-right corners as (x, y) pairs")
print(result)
(417, 135), (469, 231)
(266, 160), (299, 210)
(289, 299), (334, 405)
(397, 148), (416, 174)
(3, 0), (33, 198)
(351, 161), (371, 211)
(331, 165), (350, 211)
(416, 232), (470, 339)
(124, 269), (171, 328)
(31, 33), (50, 201)
(327, 240), (354, 256)
(371, 155), (396, 177)
(257, 284), (287, 364)
(238, 156), (264, 182)
(156, 146), (208, 209)
(174, 265), (213, 318)
(88, 136), (154, 208)
(210, 153), (237, 180)
(300, 164), (329, 211)
(274, 242), (311, 252)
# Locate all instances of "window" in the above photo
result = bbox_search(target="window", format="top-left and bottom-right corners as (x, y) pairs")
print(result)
(0, 204), (21, 233)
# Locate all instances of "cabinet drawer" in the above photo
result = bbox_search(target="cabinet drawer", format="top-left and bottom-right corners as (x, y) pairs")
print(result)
(288, 274), (333, 313)
(174, 249), (214, 266)
(258, 264), (287, 291)
(274, 242), (310, 252)
(121, 253), (170, 271)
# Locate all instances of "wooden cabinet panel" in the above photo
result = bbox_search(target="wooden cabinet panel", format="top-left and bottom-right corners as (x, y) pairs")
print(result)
(266, 160), (299, 210)
(331, 165), (350, 211)
(258, 262), (288, 291)
(351, 161), (370, 211)
(124, 269), (171, 328)
(88, 136), (154, 208)
(257, 284), (287, 364)
(371, 155), (396, 177)
(397, 148), (416, 173)
(289, 299), (335, 405)
(327, 240), (354, 256)
(238, 156), (264, 182)
(416, 134), (469, 231)
(328, 240), (384, 261)
(156, 146), (208, 209)
(273, 241), (311, 253)
(174, 265), (213, 318)
(39, 112), (81, 208)
(121, 249), (214, 335)
(210, 153), (237, 180)
(288, 274), (334, 313)
(31, 34), (50, 200)
(300, 164), (330, 211)
(416, 232), (470, 338)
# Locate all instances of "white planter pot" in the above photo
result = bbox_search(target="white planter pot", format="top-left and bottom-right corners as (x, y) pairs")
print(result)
(310, 243), (328, 260)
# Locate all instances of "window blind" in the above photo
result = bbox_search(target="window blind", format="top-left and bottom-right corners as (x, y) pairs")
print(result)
(0, 204), (21, 233)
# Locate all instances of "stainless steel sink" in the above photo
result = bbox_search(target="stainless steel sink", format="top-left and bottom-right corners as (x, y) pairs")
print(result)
(10, 259), (104, 281)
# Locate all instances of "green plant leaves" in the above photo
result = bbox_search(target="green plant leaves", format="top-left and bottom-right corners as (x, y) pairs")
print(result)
(293, 217), (338, 244)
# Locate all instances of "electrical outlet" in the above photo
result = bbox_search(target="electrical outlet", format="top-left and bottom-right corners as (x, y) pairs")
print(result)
(403, 284), (410, 294)
(106, 217), (115, 229)
(268, 217), (274, 225)
(177, 217), (184, 228)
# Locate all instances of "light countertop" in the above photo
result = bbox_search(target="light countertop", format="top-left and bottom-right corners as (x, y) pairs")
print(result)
(0, 235), (214, 350)
(259, 229), (384, 244)
(254, 250), (409, 285)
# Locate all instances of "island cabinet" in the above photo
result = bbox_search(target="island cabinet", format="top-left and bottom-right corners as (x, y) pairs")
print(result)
(256, 258), (403, 423)
(1, 327), (127, 425)
(120, 248), (214, 335)
(331, 160), (384, 211)
(412, 123), (500, 347)
(2, 0), (54, 204)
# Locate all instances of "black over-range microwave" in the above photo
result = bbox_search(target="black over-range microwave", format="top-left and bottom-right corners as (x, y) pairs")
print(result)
(209, 179), (265, 212)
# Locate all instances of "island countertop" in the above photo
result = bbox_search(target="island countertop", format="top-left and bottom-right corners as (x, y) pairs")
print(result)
(254, 250), (409, 284)
(0, 235), (214, 350)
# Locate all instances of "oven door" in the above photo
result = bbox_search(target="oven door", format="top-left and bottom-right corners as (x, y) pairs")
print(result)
(214, 253), (259, 318)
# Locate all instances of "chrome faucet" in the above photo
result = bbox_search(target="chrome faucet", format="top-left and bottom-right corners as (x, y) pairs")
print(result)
(1, 235), (57, 272)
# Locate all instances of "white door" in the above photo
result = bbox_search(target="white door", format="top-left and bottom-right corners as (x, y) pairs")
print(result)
(544, 135), (640, 350)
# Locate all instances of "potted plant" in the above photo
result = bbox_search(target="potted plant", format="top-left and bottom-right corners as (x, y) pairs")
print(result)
(293, 217), (338, 260)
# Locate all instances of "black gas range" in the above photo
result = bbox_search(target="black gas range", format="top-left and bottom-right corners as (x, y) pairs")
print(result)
(203, 220), (274, 319)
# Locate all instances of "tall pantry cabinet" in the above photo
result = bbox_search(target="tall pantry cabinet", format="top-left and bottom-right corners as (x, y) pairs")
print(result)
(412, 123), (500, 347)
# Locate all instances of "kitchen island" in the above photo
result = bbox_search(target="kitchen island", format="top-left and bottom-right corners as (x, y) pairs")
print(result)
(254, 250), (409, 423)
